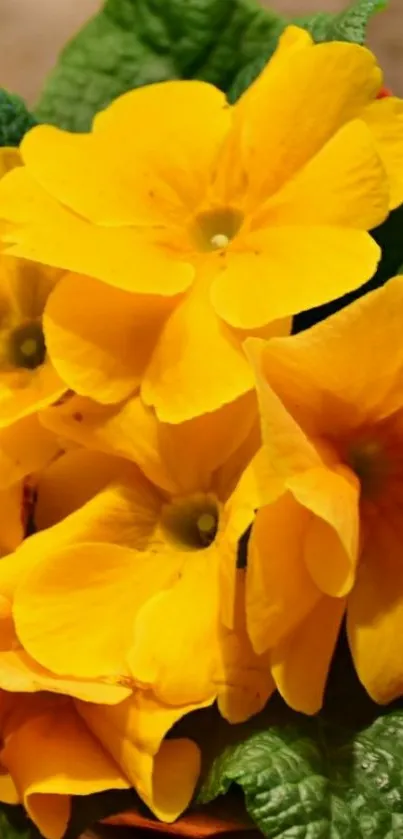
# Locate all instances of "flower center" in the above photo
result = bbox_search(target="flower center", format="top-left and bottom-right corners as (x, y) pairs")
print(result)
(192, 207), (244, 252)
(8, 321), (46, 370)
(161, 495), (219, 551)
(347, 438), (388, 498)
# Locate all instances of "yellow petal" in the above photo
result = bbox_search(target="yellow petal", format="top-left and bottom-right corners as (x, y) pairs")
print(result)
(40, 395), (177, 494)
(348, 512), (403, 703)
(14, 542), (180, 680)
(0, 413), (60, 489)
(94, 80), (231, 216)
(271, 595), (345, 714)
(142, 280), (254, 422)
(258, 118), (388, 229)
(0, 768), (19, 805)
(78, 691), (205, 822)
(0, 649), (131, 704)
(0, 363), (65, 427)
(0, 694), (129, 839)
(0, 167), (194, 296)
(44, 272), (173, 404)
(212, 226), (380, 329)
(362, 97), (403, 209)
(250, 276), (403, 431)
(246, 495), (321, 654)
(245, 338), (321, 476)
(128, 551), (220, 706)
(0, 147), (22, 180)
(288, 465), (360, 597)
(225, 29), (382, 206)
(156, 391), (258, 495)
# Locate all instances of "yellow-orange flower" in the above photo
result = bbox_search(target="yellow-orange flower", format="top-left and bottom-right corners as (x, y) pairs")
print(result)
(0, 255), (64, 426)
(0, 27), (402, 421)
(0, 691), (129, 839)
(245, 276), (403, 714)
(0, 688), (204, 836)
(11, 394), (273, 724)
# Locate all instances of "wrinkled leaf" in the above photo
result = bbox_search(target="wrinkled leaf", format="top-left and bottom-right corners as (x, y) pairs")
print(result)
(36, 0), (285, 131)
(0, 91), (37, 147)
(36, 0), (387, 131)
(199, 709), (403, 838)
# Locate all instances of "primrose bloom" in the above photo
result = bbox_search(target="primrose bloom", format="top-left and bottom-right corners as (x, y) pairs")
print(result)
(0, 28), (402, 422)
(11, 393), (272, 725)
(0, 692), (129, 839)
(246, 277), (403, 714)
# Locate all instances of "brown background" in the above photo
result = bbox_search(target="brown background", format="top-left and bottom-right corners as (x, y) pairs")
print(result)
(0, 0), (401, 106)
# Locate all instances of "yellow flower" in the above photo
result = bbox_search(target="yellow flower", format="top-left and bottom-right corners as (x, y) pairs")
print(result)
(12, 394), (273, 724)
(0, 689), (204, 835)
(0, 486), (208, 827)
(0, 691), (130, 839)
(245, 276), (403, 714)
(0, 255), (64, 426)
(0, 27), (401, 421)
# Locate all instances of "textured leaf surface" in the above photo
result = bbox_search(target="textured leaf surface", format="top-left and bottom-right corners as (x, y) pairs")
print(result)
(0, 806), (39, 839)
(199, 710), (403, 839)
(36, 0), (386, 131)
(0, 91), (37, 147)
(36, 0), (285, 131)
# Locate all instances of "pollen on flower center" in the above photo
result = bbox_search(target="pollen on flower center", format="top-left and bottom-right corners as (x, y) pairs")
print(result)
(192, 207), (244, 253)
(161, 495), (219, 550)
(8, 321), (46, 370)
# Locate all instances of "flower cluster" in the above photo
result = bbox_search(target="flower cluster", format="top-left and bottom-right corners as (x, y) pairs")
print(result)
(0, 24), (402, 839)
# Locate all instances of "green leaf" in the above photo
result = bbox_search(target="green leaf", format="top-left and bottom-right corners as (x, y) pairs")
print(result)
(36, 0), (388, 132)
(0, 91), (37, 147)
(295, 0), (388, 44)
(35, 0), (286, 132)
(199, 705), (403, 838)
(0, 805), (40, 839)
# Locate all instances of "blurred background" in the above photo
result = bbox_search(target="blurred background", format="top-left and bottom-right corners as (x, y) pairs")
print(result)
(0, 0), (401, 106)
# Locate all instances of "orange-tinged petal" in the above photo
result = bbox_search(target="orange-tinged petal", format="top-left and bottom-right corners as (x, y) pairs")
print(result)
(362, 97), (403, 209)
(288, 465), (360, 597)
(245, 338), (321, 477)
(271, 595), (345, 714)
(222, 29), (382, 206)
(0, 483), (23, 554)
(142, 281), (255, 422)
(94, 80), (231, 215)
(44, 272), (174, 404)
(78, 692), (205, 822)
(0, 168), (194, 296)
(0, 694), (129, 839)
(258, 118), (388, 229)
(348, 511), (403, 703)
(14, 542), (181, 680)
(212, 226), (380, 329)
(251, 276), (403, 433)
(246, 495), (321, 654)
